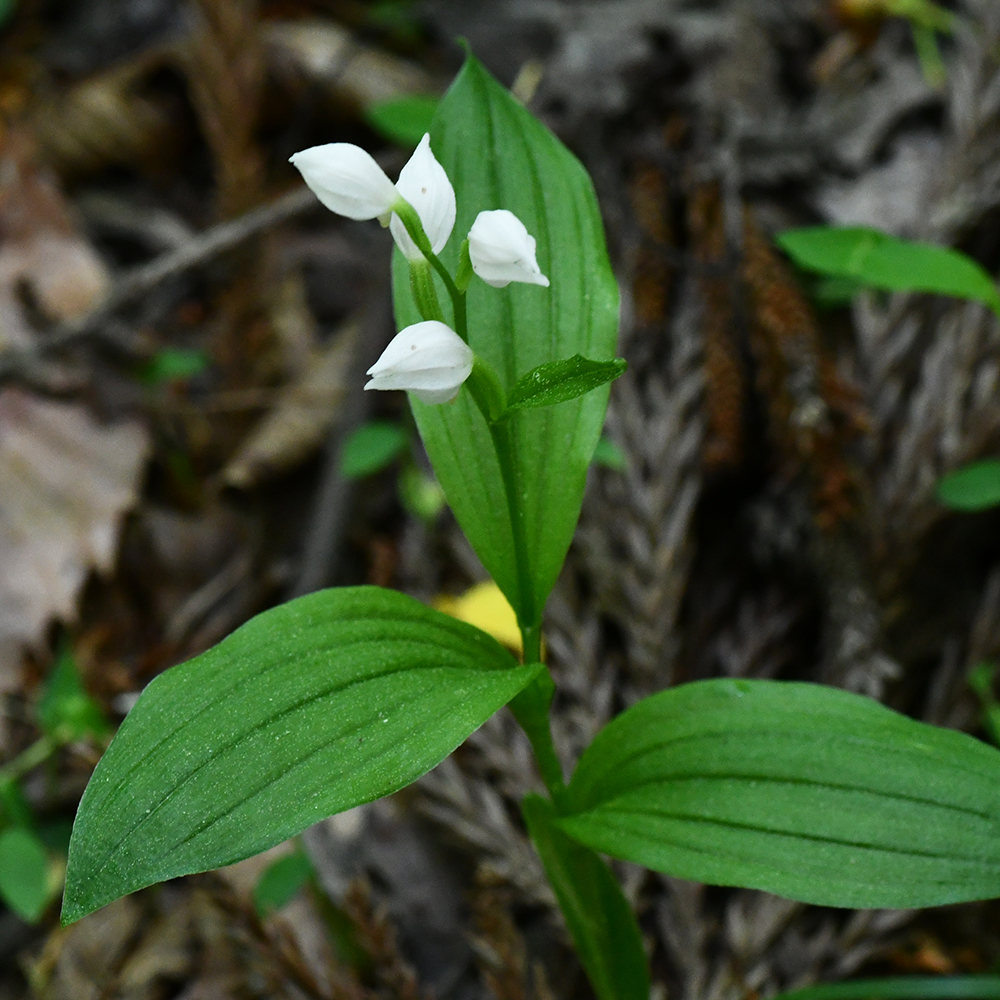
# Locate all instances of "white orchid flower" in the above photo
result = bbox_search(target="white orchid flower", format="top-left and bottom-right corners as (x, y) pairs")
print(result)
(390, 134), (457, 261)
(289, 143), (401, 221)
(467, 209), (550, 288)
(365, 321), (473, 404)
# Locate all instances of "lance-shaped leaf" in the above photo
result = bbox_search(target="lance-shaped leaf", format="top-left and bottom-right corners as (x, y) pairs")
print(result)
(557, 679), (1000, 909)
(392, 56), (619, 626)
(777, 226), (1000, 317)
(504, 356), (626, 414)
(63, 587), (539, 923)
(523, 795), (650, 1000)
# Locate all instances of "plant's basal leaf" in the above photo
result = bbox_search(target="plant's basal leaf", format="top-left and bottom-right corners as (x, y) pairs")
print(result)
(393, 55), (619, 624)
(506, 356), (626, 413)
(777, 227), (1000, 316)
(937, 460), (1000, 512)
(558, 678), (1000, 909)
(523, 795), (649, 1000)
(774, 976), (1000, 1000)
(63, 587), (539, 923)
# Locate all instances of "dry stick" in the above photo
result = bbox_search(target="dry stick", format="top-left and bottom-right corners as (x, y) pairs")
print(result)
(291, 291), (394, 598)
(46, 185), (319, 347)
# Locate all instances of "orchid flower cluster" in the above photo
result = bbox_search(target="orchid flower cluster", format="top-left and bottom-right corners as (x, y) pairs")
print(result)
(290, 135), (549, 406)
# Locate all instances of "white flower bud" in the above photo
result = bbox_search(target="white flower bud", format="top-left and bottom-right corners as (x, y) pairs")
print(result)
(365, 321), (473, 404)
(289, 143), (400, 220)
(467, 209), (550, 288)
(390, 134), (456, 261)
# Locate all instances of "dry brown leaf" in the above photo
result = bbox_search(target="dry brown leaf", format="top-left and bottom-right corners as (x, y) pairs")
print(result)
(29, 895), (143, 1000)
(0, 389), (149, 691)
(265, 20), (436, 109)
(223, 319), (359, 489)
(0, 129), (110, 348)
(30, 51), (180, 180)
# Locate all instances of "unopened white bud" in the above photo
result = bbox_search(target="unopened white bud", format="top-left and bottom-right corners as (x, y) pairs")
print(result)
(289, 143), (401, 220)
(467, 209), (550, 288)
(390, 134), (456, 261)
(365, 321), (473, 405)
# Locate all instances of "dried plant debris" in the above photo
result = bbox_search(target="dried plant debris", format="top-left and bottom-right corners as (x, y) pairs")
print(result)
(183, 0), (266, 219)
(0, 129), (110, 349)
(578, 274), (704, 688)
(0, 389), (148, 694)
(654, 878), (914, 1000)
(223, 317), (359, 489)
(28, 881), (338, 1000)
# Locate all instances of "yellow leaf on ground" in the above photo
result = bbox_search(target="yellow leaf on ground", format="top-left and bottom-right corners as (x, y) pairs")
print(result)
(434, 581), (521, 654)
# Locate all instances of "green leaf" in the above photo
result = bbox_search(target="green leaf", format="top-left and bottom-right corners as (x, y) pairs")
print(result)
(0, 0), (18, 29)
(522, 795), (649, 1000)
(0, 828), (50, 922)
(253, 850), (314, 916)
(339, 421), (409, 479)
(37, 645), (110, 743)
(365, 96), (439, 148)
(138, 348), (211, 385)
(63, 586), (540, 923)
(392, 55), (619, 626)
(0, 779), (34, 830)
(557, 678), (1000, 909)
(591, 436), (625, 470)
(936, 460), (1000, 511)
(777, 227), (1000, 317)
(774, 977), (1000, 1000)
(398, 465), (446, 521)
(505, 356), (627, 413)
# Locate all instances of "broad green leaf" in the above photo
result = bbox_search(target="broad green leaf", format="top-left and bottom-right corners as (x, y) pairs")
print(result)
(936, 460), (1000, 511)
(777, 227), (1000, 317)
(393, 55), (619, 626)
(558, 678), (1000, 909)
(522, 795), (649, 1000)
(253, 849), (313, 916)
(775, 976), (1000, 1000)
(505, 356), (626, 413)
(63, 586), (539, 923)
(0, 828), (50, 922)
(339, 421), (408, 479)
(38, 645), (110, 743)
(365, 95), (439, 148)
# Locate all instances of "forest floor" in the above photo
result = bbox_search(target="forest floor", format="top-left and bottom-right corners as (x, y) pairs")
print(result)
(3, 0), (1000, 997)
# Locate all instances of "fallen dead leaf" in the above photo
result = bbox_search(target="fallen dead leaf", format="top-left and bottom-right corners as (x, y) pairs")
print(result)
(223, 318), (359, 489)
(0, 389), (149, 694)
(0, 127), (110, 348)
(434, 581), (522, 654)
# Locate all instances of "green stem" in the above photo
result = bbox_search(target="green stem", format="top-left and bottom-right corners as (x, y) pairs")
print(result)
(489, 417), (537, 631)
(393, 200), (468, 343)
(0, 736), (55, 784)
(391, 201), (563, 801)
(510, 670), (566, 800)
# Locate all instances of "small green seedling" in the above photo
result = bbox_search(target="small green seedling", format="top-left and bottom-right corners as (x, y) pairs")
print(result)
(253, 849), (314, 917)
